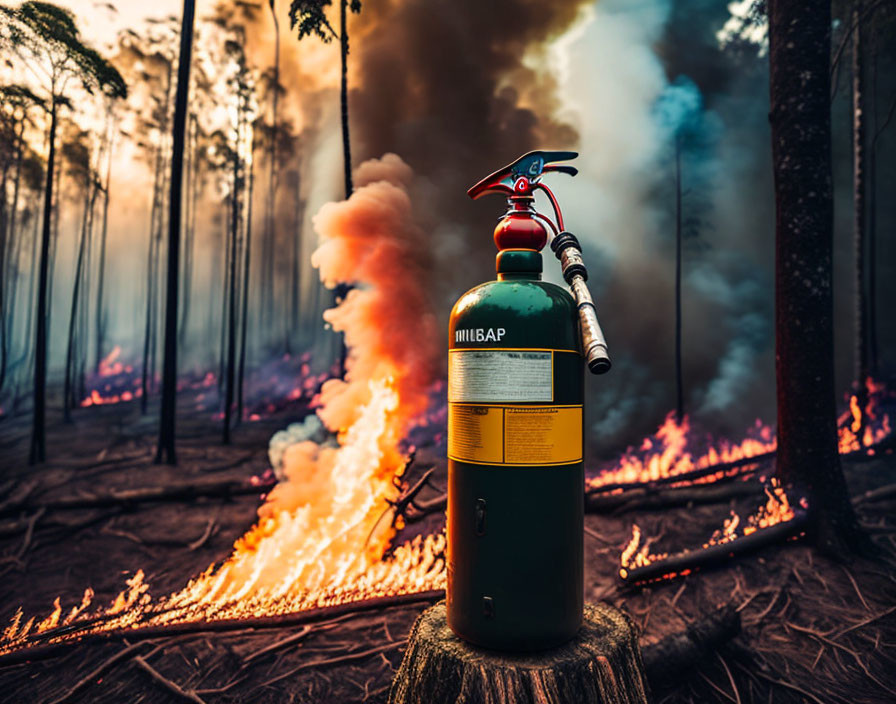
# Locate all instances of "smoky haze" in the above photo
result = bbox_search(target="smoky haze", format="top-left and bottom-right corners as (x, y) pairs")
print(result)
(9, 0), (893, 456)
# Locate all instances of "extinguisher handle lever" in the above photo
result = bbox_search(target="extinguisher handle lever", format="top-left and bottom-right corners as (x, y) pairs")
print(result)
(468, 150), (578, 200)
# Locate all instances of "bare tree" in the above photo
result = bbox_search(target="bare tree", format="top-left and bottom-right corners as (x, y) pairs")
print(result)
(768, 0), (866, 555)
(0, 2), (126, 462)
(154, 0), (196, 464)
(289, 0), (360, 200)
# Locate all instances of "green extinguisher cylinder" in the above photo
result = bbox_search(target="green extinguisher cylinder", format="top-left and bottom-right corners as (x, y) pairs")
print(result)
(446, 248), (584, 651)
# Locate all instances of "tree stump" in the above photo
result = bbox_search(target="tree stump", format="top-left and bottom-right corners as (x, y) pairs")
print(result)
(388, 602), (649, 704)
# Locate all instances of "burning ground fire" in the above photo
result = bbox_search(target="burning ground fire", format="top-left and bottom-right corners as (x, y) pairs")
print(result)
(618, 479), (808, 583)
(608, 380), (891, 584)
(79, 345), (331, 420)
(588, 378), (892, 494)
(1, 155), (446, 655)
(2, 153), (893, 651)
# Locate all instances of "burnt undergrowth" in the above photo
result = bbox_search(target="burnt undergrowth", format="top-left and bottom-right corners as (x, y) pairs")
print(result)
(0, 389), (894, 703)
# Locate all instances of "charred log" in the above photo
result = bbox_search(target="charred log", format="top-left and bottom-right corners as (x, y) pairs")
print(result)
(619, 511), (808, 585)
(640, 604), (740, 690)
(586, 477), (762, 514)
(0, 477), (277, 518)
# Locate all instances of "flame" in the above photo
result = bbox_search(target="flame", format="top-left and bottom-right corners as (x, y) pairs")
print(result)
(837, 378), (892, 454)
(591, 379), (891, 493)
(0, 155), (446, 656)
(589, 413), (777, 492)
(619, 478), (800, 581)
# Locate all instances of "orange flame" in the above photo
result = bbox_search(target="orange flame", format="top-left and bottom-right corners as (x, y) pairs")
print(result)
(593, 379), (891, 494)
(590, 413), (777, 492)
(619, 478), (800, 581)
(0, 155), (446, 655)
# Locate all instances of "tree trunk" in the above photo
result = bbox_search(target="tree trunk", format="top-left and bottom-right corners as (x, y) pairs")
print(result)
(1, 118), (26, 395)
(261, 0), (280, 348)
(178, 113), (197, 346)
(674, 135), (683, 423)
(223, 107), (242, 445)
(0, 162), (9, 396)
(388, 602), (649, 704)
(29, 101), (58, 464)
(156, 0), (196, 465)
(140, 163), (159, 415)
(851, 1), (868, 431)
(218, 196), (231, 392)
(63, 183), (92, 421)
(20, 197), (40, 405)
(94, 119), (114, 372)
(290, 177), (303, 350)
(237, 158), (254, 424)
(339, 0), (353, 200)
(768, 0), (866, 555)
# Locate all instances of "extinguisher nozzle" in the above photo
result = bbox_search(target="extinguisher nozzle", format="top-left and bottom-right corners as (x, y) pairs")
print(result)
(588, 354), (611, 375)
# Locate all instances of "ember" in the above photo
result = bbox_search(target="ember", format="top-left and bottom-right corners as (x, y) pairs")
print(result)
(619, 479), (807, 584)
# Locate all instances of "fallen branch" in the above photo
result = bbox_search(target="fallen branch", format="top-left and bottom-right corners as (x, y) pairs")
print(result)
(0, 477), (277, 518)
(0, 590), (445, 667)
(258, 640), (406, 689)
(620, 512), (809, 585)
(852, 482), (896, 506)
(135, 654), (207, 704)
(588, 451), (774, 497)
(45, 641), (160, 704)
(587, 478), (762, 514)
(641, 604), (741, 690)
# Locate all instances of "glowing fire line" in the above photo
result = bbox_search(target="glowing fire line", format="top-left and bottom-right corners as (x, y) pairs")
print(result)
(590, 379), (891, 496)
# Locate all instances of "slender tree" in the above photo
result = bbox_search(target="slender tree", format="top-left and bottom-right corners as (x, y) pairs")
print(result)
(60, 133), (95, 419)
(237, 149), (255, 424)
(259, 0), (281, 343)
(851, 0), (869, 434)
(156, 0), (196, 465)
(673, 136), (683, 423)
(0, 2), (126, 462)
(0, 85), (41, 396)
(867, 41), (896, 375)
(93, 104), (116, 371)
(221, 35), (253, 444)
(768, 0), (866, 555)
(289, 0), (360, 200)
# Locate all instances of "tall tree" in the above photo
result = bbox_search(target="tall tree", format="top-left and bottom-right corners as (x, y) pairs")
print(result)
(220, 35), (254, 444)
(768, 0), (866, 554)
(156, 0), (196, 465)
(0, 85), (41, 397)
(851, 0), (868, 432)
(60, 133), (96, 419)
(93, 101), (116, 372)
(289, 0), (360, 199)
(0, 2), (126, 463)
(259, 0), (282, 343)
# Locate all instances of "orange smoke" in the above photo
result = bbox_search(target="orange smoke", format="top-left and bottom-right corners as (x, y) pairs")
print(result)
(165, 153), (443, 612)
(0, 155), (446, 652)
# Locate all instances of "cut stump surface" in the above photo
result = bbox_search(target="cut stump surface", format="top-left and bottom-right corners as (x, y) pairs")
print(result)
(388, 601), (649, 704)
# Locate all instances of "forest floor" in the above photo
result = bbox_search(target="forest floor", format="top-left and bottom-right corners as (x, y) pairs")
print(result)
(0, 386), (895, 703)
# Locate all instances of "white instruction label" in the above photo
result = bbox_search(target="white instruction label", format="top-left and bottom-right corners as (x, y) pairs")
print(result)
(449, 350), (552, 403)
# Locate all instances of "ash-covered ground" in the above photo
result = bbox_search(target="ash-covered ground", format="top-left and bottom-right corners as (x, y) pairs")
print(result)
(1, 388), (895, 703)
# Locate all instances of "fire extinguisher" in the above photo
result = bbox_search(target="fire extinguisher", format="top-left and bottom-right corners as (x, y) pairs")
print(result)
(446, 150), (610, 651)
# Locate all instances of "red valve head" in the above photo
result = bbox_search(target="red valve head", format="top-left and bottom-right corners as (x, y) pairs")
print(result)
(493, 198), (547, 251)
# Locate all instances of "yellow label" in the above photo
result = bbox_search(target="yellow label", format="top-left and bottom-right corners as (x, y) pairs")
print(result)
(448, 404), (583, 466)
